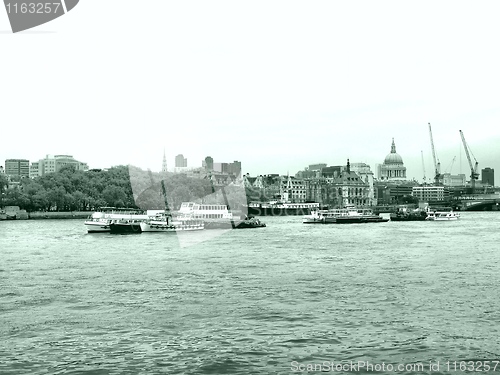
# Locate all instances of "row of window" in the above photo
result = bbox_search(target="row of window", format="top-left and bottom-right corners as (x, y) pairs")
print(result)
(194, 205), (227, 211)
(193, 214), (225, 219)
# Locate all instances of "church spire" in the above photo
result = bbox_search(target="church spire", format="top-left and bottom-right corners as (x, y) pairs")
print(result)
(162, 148), (168, 173)
(391, 138), (396, 153)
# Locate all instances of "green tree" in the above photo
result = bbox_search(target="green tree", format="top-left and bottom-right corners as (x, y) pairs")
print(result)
(102, 185), (128, 207)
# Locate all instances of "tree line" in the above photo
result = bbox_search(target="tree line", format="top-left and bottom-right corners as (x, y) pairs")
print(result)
(0, 165), (263, 212)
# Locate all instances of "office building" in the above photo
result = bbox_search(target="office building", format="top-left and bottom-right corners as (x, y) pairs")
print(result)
(30, 155), (88, 177)
(482, 167), (495, 186)
(5, 159), (30, 178)
(175, 154), (187, 168)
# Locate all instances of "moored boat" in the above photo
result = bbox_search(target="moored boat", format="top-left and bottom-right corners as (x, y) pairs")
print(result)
(246, 201), (321, 216)
(425, 210), (460, 221)
(176, 201), (266, 229)
(84, 207), (150, 233)
(234, 217), (266, 228)
(390, 206), (428, 221)
(303, 205), (389, 224)
(140, 212), (204, 233)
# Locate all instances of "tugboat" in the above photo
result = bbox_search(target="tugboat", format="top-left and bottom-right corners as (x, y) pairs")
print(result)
(139, 180), (205, 233)
(235, 216), (266, 228)
(390, 206), (428, 221)
(140, 212), (204, 232)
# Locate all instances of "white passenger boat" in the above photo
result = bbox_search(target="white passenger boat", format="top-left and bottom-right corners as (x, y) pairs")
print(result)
(84, 207), (150, 233)
(140, 212), (204, 232)
(303, 205), (389, 224)
(425, 210), (460, 221)
(175, 202), (238, 229)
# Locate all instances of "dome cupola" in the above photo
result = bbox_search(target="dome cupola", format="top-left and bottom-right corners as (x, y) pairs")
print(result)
(384, 138), (403, 165)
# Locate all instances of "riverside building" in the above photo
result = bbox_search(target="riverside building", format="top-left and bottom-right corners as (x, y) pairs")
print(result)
(412, 185), (445, 202)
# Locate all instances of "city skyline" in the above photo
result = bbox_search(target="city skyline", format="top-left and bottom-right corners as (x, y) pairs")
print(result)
(1, 1), (499, 185)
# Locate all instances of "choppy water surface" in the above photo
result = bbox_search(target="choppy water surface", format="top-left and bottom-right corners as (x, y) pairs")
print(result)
(1, 213), (500, 374)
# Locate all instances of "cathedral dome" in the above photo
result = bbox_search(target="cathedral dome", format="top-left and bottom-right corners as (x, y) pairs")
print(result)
(384, 138), (403, 165)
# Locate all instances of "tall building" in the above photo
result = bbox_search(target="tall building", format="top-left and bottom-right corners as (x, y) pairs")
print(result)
(5, 159), (30, 178)
(175, 154), (187, 168)
(228, 161), (242, 178)
(203, 156), (214, 171)
(378, 138), (407, 181)
(205, 158), (241, 179)
(482, 167), (495, 186)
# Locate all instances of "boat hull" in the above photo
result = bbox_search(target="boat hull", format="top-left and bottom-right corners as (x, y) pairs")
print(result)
(335, 217), (389, 224)
(390, 215), (427, 221)
(426, 216), (459, 221)
(140, 221), (204, 232)
(109, 222), (142, 234)
(84, 221), (111, 233)
(425, 211), (460, 221)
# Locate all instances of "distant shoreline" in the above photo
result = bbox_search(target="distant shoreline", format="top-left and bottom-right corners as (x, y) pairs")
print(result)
(0, 211), (90, 221)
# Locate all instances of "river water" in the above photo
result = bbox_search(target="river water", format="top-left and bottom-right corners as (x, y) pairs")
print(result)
(1, 212), (499, 374)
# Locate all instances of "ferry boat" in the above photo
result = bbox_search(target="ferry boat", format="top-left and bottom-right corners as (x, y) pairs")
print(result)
(425, 210), (460, 221)
(177, 202), (235, 229)
(140, 212), (204, 232)
(246, 201), (321, 216)
(176, 202), (266, 229)
(84, 207), (150, 233)
(390, 206), (428, 221)
(303, 205), (389, 224)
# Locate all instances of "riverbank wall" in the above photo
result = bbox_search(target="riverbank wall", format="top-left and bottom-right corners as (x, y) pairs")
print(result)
(0, 210), (90, 220)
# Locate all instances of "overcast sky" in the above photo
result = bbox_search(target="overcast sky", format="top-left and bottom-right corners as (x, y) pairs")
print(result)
(1, 1), (499, 185)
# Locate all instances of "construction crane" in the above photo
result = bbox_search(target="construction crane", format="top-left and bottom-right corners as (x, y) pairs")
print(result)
(428, 122), (441, 184)
(421, 150), (426, 184)
(459, 129), (479, 193)
(444, 156), (456, 174)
